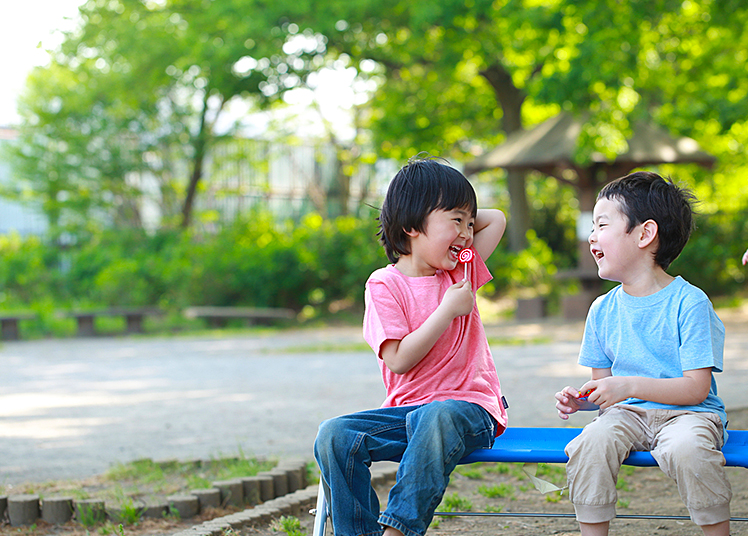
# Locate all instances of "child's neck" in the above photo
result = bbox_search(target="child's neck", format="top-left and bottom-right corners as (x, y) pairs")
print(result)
(394, 255), (435, 277)
(621, 269), (674, 297)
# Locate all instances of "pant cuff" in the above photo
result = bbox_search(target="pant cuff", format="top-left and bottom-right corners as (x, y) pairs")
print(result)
(378, 514), (422, 536)
(689, 502), (731, 526)
(573, 503), (617, 524)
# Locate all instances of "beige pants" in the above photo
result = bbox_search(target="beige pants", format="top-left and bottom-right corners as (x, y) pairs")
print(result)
(565, 405), (732, 526)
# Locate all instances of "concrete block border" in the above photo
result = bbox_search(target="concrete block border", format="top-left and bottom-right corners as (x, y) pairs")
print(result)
(0, 458), (328, 528)
(169, 463), (399, 536)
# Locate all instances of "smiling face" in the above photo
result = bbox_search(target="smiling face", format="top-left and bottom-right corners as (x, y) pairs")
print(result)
(399, 208), (474, 277)
(588, 197), (645, 283)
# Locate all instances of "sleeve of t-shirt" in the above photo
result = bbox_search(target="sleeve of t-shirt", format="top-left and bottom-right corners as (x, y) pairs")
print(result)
(578, 297), (613, 369)
(363, 278), (410, 359)
(471, 250), (493, 291)
(678, 298), (725, 373)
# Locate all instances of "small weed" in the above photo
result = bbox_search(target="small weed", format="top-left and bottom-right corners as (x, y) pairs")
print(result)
(620, 465), (636, 477)
(271, 515), (305, 536)
(98, 522), (125, 535)
(617, 498), (631, 508)
(478, 483), (514, 498)
(484, 462), (511, 474)
(437, 492), (472, 512)
(165, 504), (181, 521)
(485, 504), (504, 513)
(615, 477), (632, 492)
(113, 495), (144, 525)
(545, 490), (564, 503)
(454, 466), (484, 480)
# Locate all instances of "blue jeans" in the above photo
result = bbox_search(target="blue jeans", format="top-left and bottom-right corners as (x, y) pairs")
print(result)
(314, 400), (497, 536)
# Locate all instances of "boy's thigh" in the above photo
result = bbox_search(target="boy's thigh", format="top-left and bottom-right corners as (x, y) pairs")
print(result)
(406, 400), (496, 448)
(317, 406), (417, 460)
(567, 405), (650, 457)
(652, 411), (724, 460)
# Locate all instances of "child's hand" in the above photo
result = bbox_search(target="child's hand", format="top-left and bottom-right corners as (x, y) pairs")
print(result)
(555, 386), (594, 420)
(441, 279), (475, 318)
(579, 377), (630, 410)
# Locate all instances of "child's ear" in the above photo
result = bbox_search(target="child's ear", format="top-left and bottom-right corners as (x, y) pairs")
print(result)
(638, 219), (658, 249)
(404, 227), (419, 237)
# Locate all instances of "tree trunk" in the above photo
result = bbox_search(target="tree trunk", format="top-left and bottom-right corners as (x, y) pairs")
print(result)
(181, 140), (205, 229)
(180, 97), (211, 229)
(480, 63), (530, 251)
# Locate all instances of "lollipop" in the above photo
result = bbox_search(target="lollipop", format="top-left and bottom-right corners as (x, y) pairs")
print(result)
(459, 248), (474, 282)
(458, 248), (474, 264)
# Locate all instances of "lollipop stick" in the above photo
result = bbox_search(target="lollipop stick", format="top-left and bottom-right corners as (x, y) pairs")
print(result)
(459, 248), (474, 283)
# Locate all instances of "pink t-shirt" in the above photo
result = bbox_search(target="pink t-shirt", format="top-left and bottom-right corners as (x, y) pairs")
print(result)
(363, 251), (508, 433)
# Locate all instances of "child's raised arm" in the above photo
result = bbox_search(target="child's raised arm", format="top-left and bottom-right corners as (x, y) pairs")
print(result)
(472, 209), (506, 261)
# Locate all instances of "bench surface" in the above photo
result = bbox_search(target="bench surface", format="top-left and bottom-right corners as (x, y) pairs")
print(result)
(459, 427), (748, 467)
(0, 313), (37, 321)
(61, 308), (162, 318)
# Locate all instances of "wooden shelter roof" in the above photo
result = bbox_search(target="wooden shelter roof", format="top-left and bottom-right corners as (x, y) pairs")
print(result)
(464, 112), (716, 176)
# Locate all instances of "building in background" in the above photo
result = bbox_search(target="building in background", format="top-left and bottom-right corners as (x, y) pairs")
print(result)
(0, 126), (48, 236)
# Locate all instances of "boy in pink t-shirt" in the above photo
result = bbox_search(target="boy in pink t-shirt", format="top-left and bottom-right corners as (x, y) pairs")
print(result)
(314, 156), (508, 536)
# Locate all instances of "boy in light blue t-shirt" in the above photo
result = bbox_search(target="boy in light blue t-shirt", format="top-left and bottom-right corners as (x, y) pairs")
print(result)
(555, 171), (731, 536)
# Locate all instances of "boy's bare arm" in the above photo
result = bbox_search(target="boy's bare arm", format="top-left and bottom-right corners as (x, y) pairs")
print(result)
(579, 368), (713, 409)
(472, 209), (506, 261)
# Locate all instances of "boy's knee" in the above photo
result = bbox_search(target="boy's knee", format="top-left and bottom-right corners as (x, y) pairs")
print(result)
(314, 417), (346, 457)
(657, 436), (712, 469)
(566, 420), (635, 464)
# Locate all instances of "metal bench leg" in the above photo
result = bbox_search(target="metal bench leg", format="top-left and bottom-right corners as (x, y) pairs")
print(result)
(312, 480), (329, 536)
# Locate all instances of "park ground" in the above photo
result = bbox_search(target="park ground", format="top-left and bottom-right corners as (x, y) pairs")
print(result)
(2, 302), (747, 536)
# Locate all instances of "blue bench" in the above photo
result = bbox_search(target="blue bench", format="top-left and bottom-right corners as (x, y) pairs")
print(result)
(312, 427), (748, 535)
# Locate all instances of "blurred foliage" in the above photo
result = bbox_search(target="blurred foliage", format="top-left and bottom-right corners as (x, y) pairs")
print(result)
(0, 204), (743, 337)
(2, 0), (748, 335)
(8, 0), (748, 244)
(670, 209), (748, 297)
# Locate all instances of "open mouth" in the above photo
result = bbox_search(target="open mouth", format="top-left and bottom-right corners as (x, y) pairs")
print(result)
(449, 246), (462, 259)
(592, 249), (604, 262)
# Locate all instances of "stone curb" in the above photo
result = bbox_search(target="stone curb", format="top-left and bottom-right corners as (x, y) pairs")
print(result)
(168, 463), (399, 536)
(0, 459), (314, 528)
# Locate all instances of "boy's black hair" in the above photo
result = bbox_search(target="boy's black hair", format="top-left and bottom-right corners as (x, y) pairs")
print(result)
(597, 170), (697, 270)
(378, 155), (477, 264)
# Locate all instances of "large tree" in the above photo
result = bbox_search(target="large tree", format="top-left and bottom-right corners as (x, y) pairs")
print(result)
(292, 0), (748, 247)
(10, 0), (327, 232)
(9, 0), (748, 240)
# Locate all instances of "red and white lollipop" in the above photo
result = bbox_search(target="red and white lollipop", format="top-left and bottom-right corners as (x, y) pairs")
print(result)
(458, 248), (474, 264)
(459, 248), (474, 282)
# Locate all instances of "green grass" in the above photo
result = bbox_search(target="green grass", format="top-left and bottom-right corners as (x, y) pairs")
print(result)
(271, 516), (305, 536)
(454, 466), (485, 480)
(437, 492), (473, 512)
(486, 335), (553, 346)
(3, 454), (278, 508)
(477, 482), (515, 498)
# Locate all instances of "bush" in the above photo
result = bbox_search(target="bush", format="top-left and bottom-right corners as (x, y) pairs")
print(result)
(669, 209), (748, 296)
(0, 207), (742, 337)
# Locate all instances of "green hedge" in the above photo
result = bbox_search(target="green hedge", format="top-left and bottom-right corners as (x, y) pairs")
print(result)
(669, 209), (748, 297)
(0, 208), (744, 335)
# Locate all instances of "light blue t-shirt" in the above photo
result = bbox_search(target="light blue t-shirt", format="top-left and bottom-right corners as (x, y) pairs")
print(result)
(579, 276), (726, 430)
